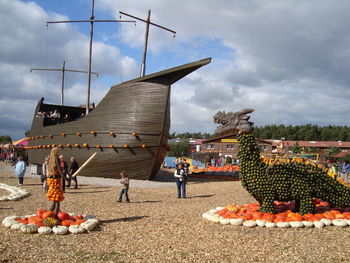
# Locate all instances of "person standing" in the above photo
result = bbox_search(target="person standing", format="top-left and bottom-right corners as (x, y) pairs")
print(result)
(69, 157), (79, 189)
(42, 157), (49, 192)
(15, 156), (26, 185)
(342, 160), (350, 184)
(174, 163), (187, 199)
(47, 148), (64, 216)
(118, 171), (130, 202)
(182, 159), (190, 178)
(58, 155), (68, 192)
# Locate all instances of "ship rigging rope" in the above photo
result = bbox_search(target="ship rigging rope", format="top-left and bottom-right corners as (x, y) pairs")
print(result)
(46, 24), (49, 68)
(166, 33), (176, 69)
(118, 21), (123, 82)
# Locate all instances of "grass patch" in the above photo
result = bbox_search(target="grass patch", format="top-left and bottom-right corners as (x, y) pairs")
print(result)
(75, 250), (123, 262)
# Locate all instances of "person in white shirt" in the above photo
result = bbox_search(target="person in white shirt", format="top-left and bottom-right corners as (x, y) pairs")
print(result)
(174, 163), (187, 198)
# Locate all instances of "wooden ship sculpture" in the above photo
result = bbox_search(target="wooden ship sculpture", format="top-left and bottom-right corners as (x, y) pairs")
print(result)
(27, 58), (211, 180)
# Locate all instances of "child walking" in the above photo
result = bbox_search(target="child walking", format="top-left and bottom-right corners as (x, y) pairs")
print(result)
(118, 171), (130, 202)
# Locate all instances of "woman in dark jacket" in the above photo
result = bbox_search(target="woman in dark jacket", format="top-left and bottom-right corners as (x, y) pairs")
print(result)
(69, 157), (79, 189)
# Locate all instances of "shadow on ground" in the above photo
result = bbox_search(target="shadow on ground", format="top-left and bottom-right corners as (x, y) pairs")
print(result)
(101, 216), (149, 224)
(128, 200), (162, 204)
(187, 194), (215, 199)
(152, 169), (239, 183)
(66, 190), (112, 194)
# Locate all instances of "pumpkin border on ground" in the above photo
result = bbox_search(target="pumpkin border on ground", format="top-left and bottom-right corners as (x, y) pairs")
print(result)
(202, 202), (350, 229)
(1, 213), (101, 234)
(0, 183), (30, 201)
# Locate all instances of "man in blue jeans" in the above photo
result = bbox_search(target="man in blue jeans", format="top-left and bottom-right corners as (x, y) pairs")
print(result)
(174, 163), (187, 198)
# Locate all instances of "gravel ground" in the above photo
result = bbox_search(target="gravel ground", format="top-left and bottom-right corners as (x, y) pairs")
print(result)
(1, 163), (350, 263)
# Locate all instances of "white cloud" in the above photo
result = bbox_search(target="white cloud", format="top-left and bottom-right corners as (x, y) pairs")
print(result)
(0, 0), (138, 139)
(3, 0), (350, 140)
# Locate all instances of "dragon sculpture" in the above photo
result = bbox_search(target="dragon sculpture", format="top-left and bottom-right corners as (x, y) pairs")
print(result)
(213, 109), (350, 215)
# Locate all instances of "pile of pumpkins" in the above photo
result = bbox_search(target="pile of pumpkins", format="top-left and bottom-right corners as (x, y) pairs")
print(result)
(205, 165), (239, 172)
(0, 183), (30, 201)
(202, 201), (350, 229)
(2, 209), (100, 234)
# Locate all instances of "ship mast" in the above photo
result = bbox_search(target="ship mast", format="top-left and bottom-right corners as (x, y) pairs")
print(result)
(30, 61), (99, 106)
(47, 0), (135, 114)
(119, 10), (176, 77)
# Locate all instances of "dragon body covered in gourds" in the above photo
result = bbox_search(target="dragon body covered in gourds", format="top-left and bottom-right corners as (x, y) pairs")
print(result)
(213, 109), (350, 215)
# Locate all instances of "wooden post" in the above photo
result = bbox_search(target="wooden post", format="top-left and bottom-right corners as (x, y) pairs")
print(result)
(86, 0), (95, 114)
(119, 10), (176, 77)
(61, 61), (65, 106)
(140, 10), (151, 77)
(47, 0), (135, 113)
(30, 62), (99, 106)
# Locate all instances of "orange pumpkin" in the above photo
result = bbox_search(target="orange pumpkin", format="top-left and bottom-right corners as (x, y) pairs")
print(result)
(28, 216), (43, 224)
(73, 219), (86, 225)
(42, 211), (54, 220)
(36, 209), (46, 218)
(61, 220), (75, 227)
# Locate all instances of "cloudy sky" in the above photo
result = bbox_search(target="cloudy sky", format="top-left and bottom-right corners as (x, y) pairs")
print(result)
(1, 0), (350, 140)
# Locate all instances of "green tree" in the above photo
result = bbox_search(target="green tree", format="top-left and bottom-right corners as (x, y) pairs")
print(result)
(0, 135), (12, 144)
(341, 154), (350, 162)
(204, 155), (212, 167)
(291, 142), (302, 154)
(167, 140), (189, 157)
(325, 147), (341, 156)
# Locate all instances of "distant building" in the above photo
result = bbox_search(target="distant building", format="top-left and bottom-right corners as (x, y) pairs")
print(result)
(200, 133), (272, 159)
(269, 140), (350, 155)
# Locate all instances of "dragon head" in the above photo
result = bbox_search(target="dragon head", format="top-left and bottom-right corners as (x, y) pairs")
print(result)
(213, 108), (255, 135)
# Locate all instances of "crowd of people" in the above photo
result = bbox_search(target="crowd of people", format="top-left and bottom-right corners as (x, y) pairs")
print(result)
(330, 160), (350, 184)
(210, 156), (238, 167)
(0, 151), (17, 163)
(36, 110), (85, 125)
(11, 154), (80, 190)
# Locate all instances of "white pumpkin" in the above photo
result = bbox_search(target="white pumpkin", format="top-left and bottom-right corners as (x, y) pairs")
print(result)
(2, 216), (19, 228)
(276, 222), (290, 228)
(215, 206), (226, 211)
(201, 213), (209, 219)
(0, 183), (30, 201)
(80, 221), (97, 231)
(83, 214), (97, 220)
(302, 221), (314, 228)
(38, 226), (52, 235)
(208, 215), (220, 223)
(313, 221), (325, 229)
(52, 226), (68, 235)
(69, 225), (86, 234)
(0, 196), (8, 201)
(345, 219), (350, 226)
(243, 220), (257, 228)
(265, 222), (276, 228)
(256, 220), (266, 227)
(86, 218), (100, 225)
(11, 223), (25, 230)
(208, 209), (217, 214)
(21, 224), (38, 234)
(219, 217), (231, 225)
(7, 195), (21, 201)
(320, 218), (332, 226)
(230, 218), (244, 226)
(332, 219), (348, 227)
(289, 221), (304, 228)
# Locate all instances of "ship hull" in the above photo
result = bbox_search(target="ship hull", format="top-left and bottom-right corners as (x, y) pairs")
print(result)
(27, 58), (211, 180)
